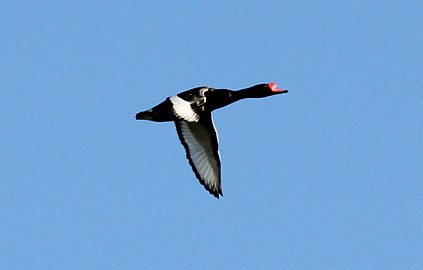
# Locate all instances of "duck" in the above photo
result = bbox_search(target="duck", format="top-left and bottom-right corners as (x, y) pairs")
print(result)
(135, 82), (288, 198)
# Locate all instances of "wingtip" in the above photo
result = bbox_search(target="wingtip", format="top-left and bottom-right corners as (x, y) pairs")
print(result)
(199, 181), (222, 199)
(210, 188), (223, 199)
(211, 192), (222, 199)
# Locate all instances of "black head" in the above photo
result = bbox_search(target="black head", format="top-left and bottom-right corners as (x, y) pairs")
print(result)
(267, 82), (288, 94)
(244, 82), (288, 98)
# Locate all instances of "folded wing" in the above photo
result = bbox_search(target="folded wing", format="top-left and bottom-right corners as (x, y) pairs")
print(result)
(169, 95), (201, 122)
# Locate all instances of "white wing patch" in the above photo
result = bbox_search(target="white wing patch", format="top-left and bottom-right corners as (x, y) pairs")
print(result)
(175, 119), (222, 197)
(169, 95), (200, 122)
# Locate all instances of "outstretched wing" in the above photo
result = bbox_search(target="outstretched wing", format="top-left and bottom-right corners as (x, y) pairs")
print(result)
(174, 115), (222, 198)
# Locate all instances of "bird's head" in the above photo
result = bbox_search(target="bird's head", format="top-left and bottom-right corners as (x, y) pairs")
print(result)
(245, 82), (288, 98)
(266, 82), (288, 95)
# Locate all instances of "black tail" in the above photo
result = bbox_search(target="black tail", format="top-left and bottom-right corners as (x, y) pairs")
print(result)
(135, 110), (153, 120)
(135, 99), (175, 122)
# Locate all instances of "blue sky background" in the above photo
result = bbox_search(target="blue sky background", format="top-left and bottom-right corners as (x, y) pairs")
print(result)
(1, 1), (422, 269)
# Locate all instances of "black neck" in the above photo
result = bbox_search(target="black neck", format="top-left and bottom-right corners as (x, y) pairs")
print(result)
(234, 84), (268, 99)
(206, 84), (268, 111)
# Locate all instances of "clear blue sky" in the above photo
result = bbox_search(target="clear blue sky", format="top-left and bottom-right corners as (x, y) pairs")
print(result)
(1, 1), (422, 269)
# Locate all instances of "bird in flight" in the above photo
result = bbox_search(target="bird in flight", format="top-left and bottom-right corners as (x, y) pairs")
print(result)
(135, 82), (288, 198)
